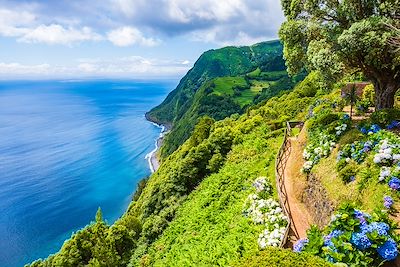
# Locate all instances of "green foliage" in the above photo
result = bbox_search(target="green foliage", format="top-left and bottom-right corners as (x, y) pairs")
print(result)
(370, 108), (400, 127)
(295, 71), (326, 97)
(299, 204), (400, 266)
(139, 133), (280, 266)
(362, 84), (375, 106)
(95, 207), (103, 223)
(279, 0), (400, 109)
(308, 112), (339, 130)
(27, 57), (334, 267)
(356, 99), (371, 115)
(338, 163), (358, 184)
(337, 129), (363, 147)
(233, 247), (332, 267)
(148, 41), (294, 158)
(132, 177), (148, 202)
(247, 67), (261, 78)
(27, 210), (140, 267)
(253, 75), (301, 104)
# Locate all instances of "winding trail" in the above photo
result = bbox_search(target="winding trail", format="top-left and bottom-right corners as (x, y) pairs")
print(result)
(283, 136), (313, 240)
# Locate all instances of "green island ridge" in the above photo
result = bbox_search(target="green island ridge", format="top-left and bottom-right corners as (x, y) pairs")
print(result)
(28, 2), (400, 267)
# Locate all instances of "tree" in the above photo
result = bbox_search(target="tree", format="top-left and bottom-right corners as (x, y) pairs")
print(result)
(279, 0), (400, 109)
(388, 20), (400, 49)
(95, 207), (103, 223)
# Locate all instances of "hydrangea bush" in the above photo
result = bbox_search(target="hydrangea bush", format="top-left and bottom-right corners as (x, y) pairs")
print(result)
(337, 130), (400, 190)
(302, 113), (351, 173)
(294, 204), (400, 266)
(243, 177), (288, 249)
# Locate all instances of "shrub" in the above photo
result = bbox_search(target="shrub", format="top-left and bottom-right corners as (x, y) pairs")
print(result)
(338, 129), (363, 147)
(308, 109), (340, 130)
(233, 247), (332, 267)
(370, 109), (400, 127)
(362, 84), (375, 106)
(356, 99), (371, 115)
(295, 71), (326, 97)
(295, 204), (400, 266)
(338, 163), (358, 183)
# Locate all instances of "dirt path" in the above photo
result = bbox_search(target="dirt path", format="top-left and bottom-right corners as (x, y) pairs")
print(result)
(283, 136), (313, 240)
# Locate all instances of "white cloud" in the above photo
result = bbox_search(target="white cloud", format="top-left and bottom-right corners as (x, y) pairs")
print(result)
(107, 26), (160, 47)
(186, 0), (284, 45)
(0, 8), (35, 37)
(0, 1), (283, 47)
(112, 0), (138, 17)
(18, 24), (102, 45)
(78, 63), (97, 72)
(75, 56), (189, 76)
(0, 62), (52, 75)
(109, 0), (284, 45)
(165, 0), (244, 22)
(0, 56), (191, 78)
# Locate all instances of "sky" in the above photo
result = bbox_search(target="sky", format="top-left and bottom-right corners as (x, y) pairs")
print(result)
(0, 0), (285, 79)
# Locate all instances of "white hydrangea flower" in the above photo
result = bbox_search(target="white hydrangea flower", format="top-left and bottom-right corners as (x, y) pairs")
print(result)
(245, 177), (289, 250)
(379, 167), (391, 182)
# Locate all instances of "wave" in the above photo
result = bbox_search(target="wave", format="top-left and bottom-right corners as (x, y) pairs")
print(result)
(145, 122), (166, 173)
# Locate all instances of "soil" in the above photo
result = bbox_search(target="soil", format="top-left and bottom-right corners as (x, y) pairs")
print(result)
(283, 135), (313, 240)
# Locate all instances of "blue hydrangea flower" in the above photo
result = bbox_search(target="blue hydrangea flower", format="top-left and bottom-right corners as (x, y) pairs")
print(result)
(362, 222), (390, 236)
(354, 209), (368, 225)
(377, 239), (398, 261)
(330, 230), (343, 238)
(371, 124), (381, 133)
(324, 238), (334, 247)
(360, 127), (368, 134)
(351, 232), (372, 250)
(324, 229), (343, 247)
(370, 222), (390, 236)
(387, 121), (400, 130)
(388, 177), (400, 191)
(362, 141), (373, 153)
(343, 114), (350, 120)
(384, 196), (394, 209)
(293, 238), (309, 252)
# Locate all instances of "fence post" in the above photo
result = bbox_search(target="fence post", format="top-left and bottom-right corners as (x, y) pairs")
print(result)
(275, 121), (303, 247)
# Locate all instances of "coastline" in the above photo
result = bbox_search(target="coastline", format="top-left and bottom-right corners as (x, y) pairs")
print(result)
(144, 115), (171, 173)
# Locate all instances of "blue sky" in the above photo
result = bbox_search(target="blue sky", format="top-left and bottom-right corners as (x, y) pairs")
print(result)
(0, 0), (284, 79)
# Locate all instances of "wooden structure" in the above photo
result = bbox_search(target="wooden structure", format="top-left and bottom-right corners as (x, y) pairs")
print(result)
(275, 121), (304, 247)
(341, 82), (371, 98)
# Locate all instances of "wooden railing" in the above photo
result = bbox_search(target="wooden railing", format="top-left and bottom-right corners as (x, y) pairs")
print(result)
(276, 121), (303, 247)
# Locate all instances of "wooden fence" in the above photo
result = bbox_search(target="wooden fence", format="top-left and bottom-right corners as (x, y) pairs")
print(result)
(275, 121), (303, 247)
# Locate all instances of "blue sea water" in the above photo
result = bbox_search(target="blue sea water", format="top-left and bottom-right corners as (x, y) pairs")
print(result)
(0, 79), (175, 267)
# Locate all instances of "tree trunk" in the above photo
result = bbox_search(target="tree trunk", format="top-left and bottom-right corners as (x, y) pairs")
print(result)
(373, 79), (399, 110)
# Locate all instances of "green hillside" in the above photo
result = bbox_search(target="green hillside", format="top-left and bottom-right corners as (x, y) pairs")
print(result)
(28, 67), (329, 267)
(27, 0), (400, 266)
(28, 71), (400, 267)
(146, 40), (301, 158)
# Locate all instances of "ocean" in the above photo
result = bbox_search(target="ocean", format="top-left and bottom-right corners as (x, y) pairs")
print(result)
(0, 79), (175, 267)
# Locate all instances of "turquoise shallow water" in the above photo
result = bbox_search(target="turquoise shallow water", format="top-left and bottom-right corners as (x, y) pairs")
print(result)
(0, 80), (175, 267)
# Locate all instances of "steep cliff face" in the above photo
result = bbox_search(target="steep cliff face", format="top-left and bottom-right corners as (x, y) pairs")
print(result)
(146, 40), (290, 157)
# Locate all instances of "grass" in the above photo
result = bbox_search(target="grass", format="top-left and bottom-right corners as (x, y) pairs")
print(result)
(313, 130), (392, 212)
(247, 67), (262, 78)
(212, 77), (248, 96)
(260, 70), (287, 80)
(145, 127), (283, 266)
(235, 90), (259, 107)
(212, 77), (260, 107)
(250, 80), (272, 92)
(211, 71), (289, 108)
